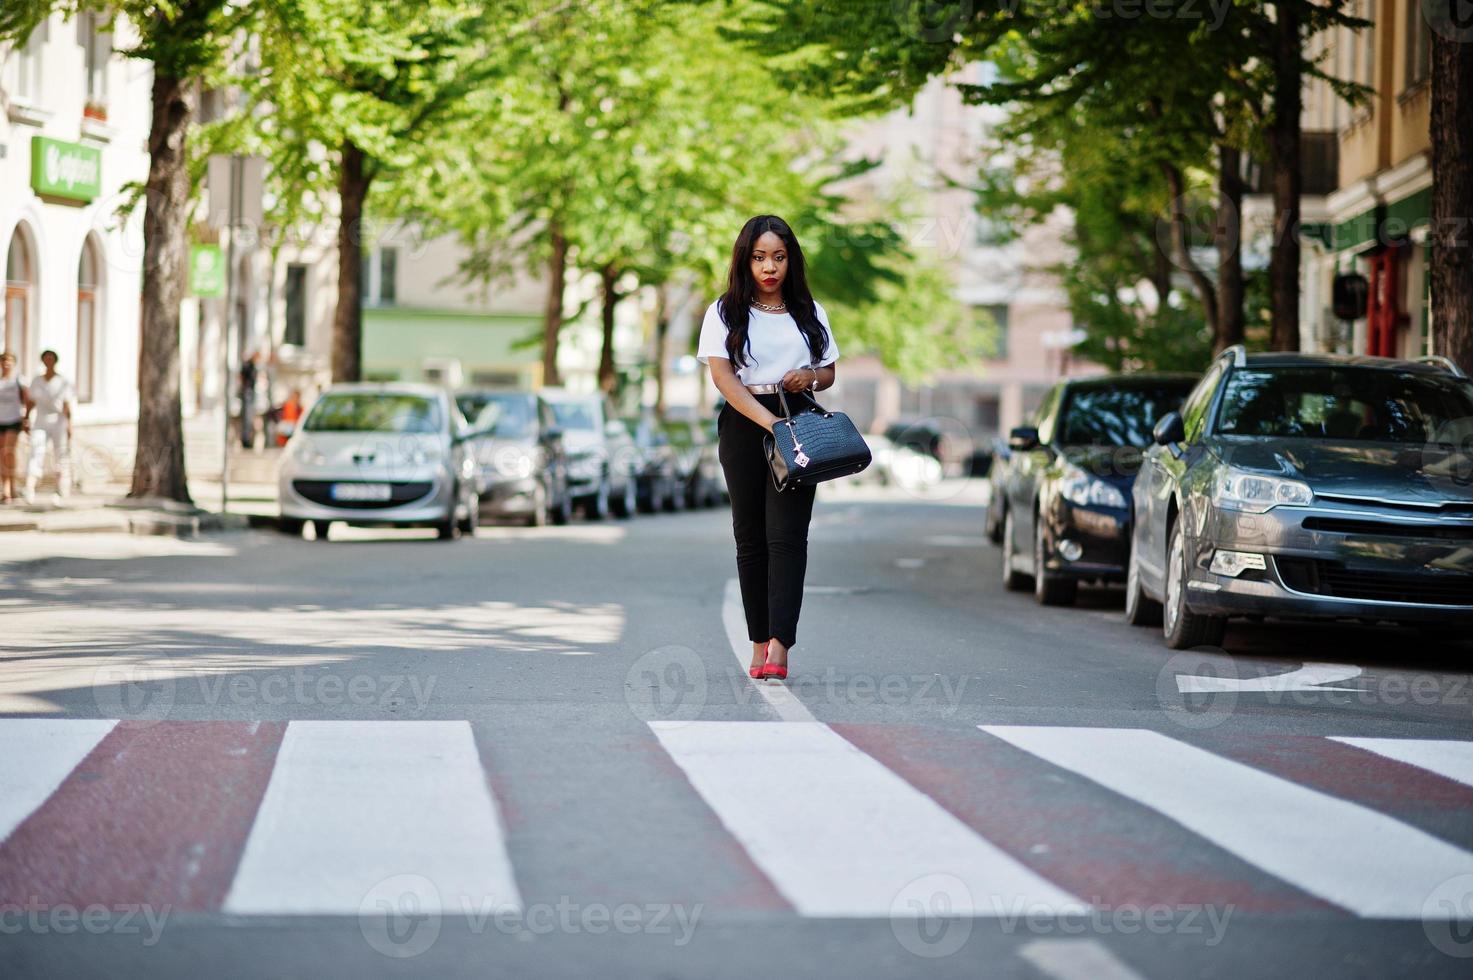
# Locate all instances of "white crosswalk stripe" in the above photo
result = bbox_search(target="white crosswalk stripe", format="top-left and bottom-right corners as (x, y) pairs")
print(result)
(1330, 737), (1473, 790)
(650, 720), (1083, 916)
(0, 718), (116, 844)
(3, 719), (1472, 921)
(222, 720), (522, 915)
(982, 725), (1473, 919)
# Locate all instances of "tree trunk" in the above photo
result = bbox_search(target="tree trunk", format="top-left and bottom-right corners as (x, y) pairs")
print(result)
(653, 284), (670, 419)
(1266, 1), (1302, 351)
(1150, 229), (1173, 314)
(598, 264), (619, 396)
(542, 222), (567, 388)
(332, 141), (369, 383)
(1431, 25), (1473, 371)
(1216, 143), (1246, 352)
(129, 71), (193, 503)
(1160, 161), (1220, 339)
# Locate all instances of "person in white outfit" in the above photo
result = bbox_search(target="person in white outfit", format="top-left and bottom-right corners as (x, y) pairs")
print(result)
(0, 351), (27, 503)
(25, 350), (74, 505)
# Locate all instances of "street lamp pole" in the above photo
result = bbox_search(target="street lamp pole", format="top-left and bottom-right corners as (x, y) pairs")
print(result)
(221, 153), (242, 515)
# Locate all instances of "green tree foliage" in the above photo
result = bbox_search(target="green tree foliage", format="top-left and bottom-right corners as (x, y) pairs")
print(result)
(419, 0), (974, 392)
(237, 0), (517, 382)
(741, 0), (1367, 362)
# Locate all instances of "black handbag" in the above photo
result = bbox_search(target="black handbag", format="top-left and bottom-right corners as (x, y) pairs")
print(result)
(763, 385), (872, 491)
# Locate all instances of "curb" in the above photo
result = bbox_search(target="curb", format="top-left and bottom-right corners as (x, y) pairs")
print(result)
(0, 505), (274, 538)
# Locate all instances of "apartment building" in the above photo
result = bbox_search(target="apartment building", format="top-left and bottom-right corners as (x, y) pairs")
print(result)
(1300, 0), (1434, 356)
(1, 11), (150, 460)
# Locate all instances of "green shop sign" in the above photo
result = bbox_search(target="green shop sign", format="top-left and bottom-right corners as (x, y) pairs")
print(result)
(190, 244), (225, 298)
(30, 136), (102, 202)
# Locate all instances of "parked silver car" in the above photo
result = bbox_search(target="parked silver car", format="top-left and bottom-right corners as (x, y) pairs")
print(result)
(539, 387), (638, 519)
(456, 388), (573, 526)
(277, 384), (481, 540)
(1127, 347), (1473, 647)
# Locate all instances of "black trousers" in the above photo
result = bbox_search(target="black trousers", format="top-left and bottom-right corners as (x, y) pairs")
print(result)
(717, 391), (818, 649)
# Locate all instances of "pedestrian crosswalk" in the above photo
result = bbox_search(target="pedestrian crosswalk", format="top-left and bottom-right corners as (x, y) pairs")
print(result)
(650, 721), (1080, 916)
(222, 721), (521, 916)
(1, 718), (1471, 921)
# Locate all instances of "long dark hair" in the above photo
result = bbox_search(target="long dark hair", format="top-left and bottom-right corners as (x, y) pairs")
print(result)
(717, 215), (830, 372)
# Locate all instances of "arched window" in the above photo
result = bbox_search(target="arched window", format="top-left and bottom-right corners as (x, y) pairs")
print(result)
(77, 236), (102, 403)
(4, 225), (37, 371)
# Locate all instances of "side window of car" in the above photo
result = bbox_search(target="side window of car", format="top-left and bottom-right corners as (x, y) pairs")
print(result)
(1035, 385), (1063, 444)
(1181, 362), (1226, 443)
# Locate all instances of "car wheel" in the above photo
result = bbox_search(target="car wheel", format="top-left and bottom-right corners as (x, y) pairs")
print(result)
(1163, 521), (1226, 649)
(584, 477), (611, 520)
(312, 520), (331, 542)
(437, 485), (462, 540)
(612, 473), (636, 518)
(527, 482), (550, 527)
(1001, 510), (1031, 592)
(638, 479), (659, 514)
(1123, 545), (1163, 626)
(279, 517), (305, 537)
(551, 485), (573, 525)
(1033, 516), (1078, 606)
(459, 488), (479, 536)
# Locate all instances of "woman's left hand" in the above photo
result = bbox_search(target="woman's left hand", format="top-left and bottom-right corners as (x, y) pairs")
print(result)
(779, 368), (816, 392)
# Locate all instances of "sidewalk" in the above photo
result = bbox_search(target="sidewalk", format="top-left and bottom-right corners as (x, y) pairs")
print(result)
(0, 479), (278, 537)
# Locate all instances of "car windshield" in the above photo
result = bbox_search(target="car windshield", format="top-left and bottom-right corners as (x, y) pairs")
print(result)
(1214, 367), (1473, 442)
(548, 401), (598, 431)
(460, 395), (535, 438)
(303, 393), (441, 434)
(1058, 383), (1194, 446)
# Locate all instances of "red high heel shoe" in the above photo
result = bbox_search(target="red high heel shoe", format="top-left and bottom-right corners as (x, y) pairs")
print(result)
(749, 642), (769, 679)
(760, 651), (788, 681)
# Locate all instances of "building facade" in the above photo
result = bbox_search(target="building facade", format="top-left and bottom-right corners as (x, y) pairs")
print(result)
(1300, 0), (1434, 357)
(1, 10), (151, 480)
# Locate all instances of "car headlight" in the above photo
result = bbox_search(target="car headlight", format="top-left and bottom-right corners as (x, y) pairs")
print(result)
(409, 446), (443, 466)
(1213, 466), (1313, 513)
(293, 442), (328, 467)
(1059, 463), (1128, 509)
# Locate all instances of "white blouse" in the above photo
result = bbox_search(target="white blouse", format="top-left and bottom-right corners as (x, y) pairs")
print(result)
(695, 299), (839, 385)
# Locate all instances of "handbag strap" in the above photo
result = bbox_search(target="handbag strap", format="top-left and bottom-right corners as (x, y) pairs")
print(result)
(775, 359), (826, 427)
(774, 386), (826, 423)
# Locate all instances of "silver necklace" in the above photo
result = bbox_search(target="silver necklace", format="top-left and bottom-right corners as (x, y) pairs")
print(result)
(752, 298), (786, 313)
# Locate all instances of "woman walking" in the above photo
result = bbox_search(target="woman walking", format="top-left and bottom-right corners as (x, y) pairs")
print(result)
(0, 351), (29, 504)
(696, 215), (839, 682)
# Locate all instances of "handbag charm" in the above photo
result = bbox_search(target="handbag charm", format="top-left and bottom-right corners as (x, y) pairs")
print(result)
(790, 425), (811, 467)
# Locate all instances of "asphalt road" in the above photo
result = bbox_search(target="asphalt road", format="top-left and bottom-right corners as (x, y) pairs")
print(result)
(1, 478), (1471, 979)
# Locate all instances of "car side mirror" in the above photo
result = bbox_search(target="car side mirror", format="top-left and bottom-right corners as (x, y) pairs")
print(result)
(1008, 426), (1040, 452)
(1153, 411), (1186, 446)
(543, 425), (563, 442)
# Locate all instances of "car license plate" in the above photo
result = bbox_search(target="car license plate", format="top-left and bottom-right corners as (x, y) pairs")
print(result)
(330, 482), (392, 502)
